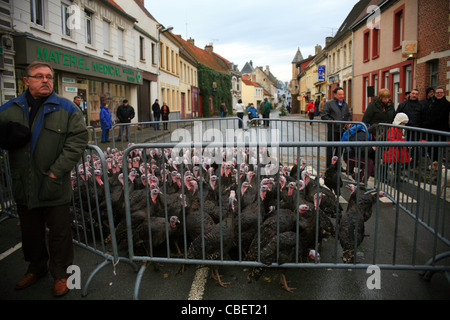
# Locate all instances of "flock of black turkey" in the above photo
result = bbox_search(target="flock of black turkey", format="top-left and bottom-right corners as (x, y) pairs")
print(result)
(71, 145), (384, 292)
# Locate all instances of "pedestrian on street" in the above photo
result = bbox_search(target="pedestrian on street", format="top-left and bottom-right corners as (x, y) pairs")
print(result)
(383, 112), (410, 184)
(319, 97), (326, 115)
(73, 95), (82, 111)
(422, 87), (450, 161)
(396, 89), (426, 129)
(220, 102), (227, 118)
(100, 103), (113, 143)
(307, 99), (316, 124)
(420, 87), (434, 110)
(314, 97), (320, 117)
(262, 98), (272, 126)
(0, 61), (88, 297)
(116, 99), (135, 141)
(362, 88), (395, 127)
(235, 99), (245, 129)
(161, 102), (170, 130)
(321, 87), (352, 167)
(152, 99), (161, 130)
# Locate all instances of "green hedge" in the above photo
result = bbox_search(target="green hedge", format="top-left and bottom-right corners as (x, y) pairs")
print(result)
(198, 63), (232, 117)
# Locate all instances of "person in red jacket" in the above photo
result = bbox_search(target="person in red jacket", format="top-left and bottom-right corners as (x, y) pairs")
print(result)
(383, 112), (410, 185)
(306, 99), (316, 125)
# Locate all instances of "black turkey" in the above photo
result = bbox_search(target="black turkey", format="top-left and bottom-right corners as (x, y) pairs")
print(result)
(187, 190), (237, 287)
(338, 184), (383, 263)
(323, 155), (342, 195)
(115, 209), (180, 256)
(302, 170), (342, 219)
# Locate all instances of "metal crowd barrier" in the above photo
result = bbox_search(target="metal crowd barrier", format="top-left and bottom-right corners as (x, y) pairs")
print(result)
(117, 128), (449, 299)
(0, 149), (17, 223)
(70, 144), (138, 296)
(3, 118), (449, 298)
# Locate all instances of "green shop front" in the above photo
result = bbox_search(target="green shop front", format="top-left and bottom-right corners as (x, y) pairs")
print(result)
(14, 35), (142, 127)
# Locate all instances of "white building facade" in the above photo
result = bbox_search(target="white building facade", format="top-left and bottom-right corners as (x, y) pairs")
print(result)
(11, 0), (144, 127)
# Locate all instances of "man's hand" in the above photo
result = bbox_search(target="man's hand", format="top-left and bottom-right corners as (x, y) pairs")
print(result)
(49, 172), (58, 179)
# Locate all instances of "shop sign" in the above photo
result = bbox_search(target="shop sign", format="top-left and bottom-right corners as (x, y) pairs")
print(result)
(318, 65), (325, 82)
(65, 86), (78, 92)
(62, 77), (76, 83)
(14, 36), (142, 85)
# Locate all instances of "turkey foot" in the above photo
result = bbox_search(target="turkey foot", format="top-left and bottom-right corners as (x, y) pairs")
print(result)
(210, 268), (230, 288)
(280, 273), (296, 293)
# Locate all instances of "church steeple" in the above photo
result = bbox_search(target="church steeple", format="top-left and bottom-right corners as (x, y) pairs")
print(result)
(292, 47), (304, 63)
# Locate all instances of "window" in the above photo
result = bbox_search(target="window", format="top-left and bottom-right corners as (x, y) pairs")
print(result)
(405, 65), (412, 93)
(429, 59), (439, 88)
(118, 29), (124, 57)
(372, 73), (378, 99)
(363, 29), (370, 62)
(151, 43), (156, 65)
(384, 71), (389, 89)
(343, 45), (347, 67)
(337, 49), (340, 71)
(372, 27), (380, 59)
(363, 76), (369, 112)
(393, 6), (404, 50)
(103, 20), (110, 52)
(348, 41), (352, 65)
(61, 4), (72, 37)
(139, 36), (145, 61)
(30, 0), (44, 27)
(85, 10), (93, 45)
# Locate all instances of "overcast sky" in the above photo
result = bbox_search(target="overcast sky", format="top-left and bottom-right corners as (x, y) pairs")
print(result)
(144, 0), (359, 83)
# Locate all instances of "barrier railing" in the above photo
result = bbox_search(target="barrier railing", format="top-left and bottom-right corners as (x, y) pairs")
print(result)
(0, 149), (17, 223)
(4, 118), (449, 298)
(118, 134), (449, 298)
(70, 144), (138, 296)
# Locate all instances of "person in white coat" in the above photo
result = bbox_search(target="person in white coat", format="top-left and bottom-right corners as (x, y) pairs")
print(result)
(235, 99), (245, 129)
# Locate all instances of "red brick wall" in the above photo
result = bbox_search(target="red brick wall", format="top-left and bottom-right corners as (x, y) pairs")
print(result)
(416, 0), (450, 99)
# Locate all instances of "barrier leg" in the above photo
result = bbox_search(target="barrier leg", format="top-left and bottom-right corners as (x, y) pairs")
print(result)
(133, 262), (148, 300)
(81, 256), (138, 297)
(419, 251), (450, 284)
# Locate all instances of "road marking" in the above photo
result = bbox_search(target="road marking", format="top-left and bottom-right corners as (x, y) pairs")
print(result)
(0, 242), (22, 261)
(187, 266), (209, 300)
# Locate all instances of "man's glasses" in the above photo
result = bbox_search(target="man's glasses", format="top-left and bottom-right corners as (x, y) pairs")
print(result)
(435, 91), (444, 95)
(27, 74), (54, 81)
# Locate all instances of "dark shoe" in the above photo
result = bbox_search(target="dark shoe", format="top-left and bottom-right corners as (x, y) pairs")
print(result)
(53, 278), (69, 297)
(15, 271), (47, 290)
(116, 138), (121, 141)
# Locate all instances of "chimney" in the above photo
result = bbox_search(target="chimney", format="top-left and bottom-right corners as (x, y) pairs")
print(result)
(325, 37), (333, 47)
(315, 44), (322, 55)
(188, 38), (195, 45)
(265, 65), (270, 73)
(205, 43), (213, 52)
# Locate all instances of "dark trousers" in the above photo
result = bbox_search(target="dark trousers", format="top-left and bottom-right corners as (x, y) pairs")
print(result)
(118, 125), (129, 141)
(17, 204), (73, 280)
(153, 115), (160, 130)
(101, 129), (110, 142)
(237, 112), (244, 128)
(263, 113), (270, 126)
(162, 117), (169, 129)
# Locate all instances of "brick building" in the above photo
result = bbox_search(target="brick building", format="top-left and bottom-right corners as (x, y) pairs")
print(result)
(415, 0), (450, 100)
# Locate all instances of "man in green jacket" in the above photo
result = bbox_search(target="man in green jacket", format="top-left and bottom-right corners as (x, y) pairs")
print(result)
(262, 98), (272, 127)
(0, 61), (88, 296)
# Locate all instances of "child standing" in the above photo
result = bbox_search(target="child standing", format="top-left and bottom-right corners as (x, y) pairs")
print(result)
(100, 103), (112, 143)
